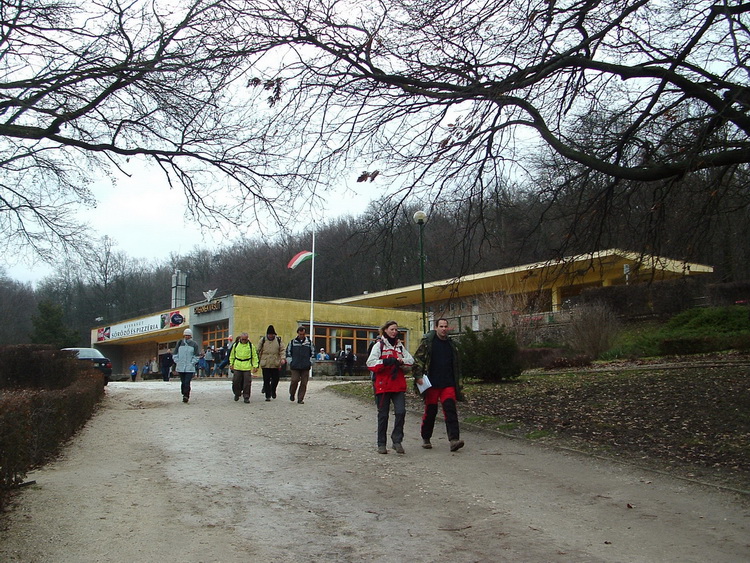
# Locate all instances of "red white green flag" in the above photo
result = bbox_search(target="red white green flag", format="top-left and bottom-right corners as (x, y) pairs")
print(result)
(287, 250), (314, 269)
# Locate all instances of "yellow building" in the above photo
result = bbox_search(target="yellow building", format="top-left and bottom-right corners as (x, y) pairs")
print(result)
(332, 249), (713, 331)
(91, 294), (421, 378)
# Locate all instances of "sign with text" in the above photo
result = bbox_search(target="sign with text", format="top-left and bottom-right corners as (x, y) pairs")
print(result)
(97, 310), (186, 341)
(194, 301), (222, 315)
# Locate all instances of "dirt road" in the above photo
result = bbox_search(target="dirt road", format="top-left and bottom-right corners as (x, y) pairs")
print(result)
(1, 379), (748, 562)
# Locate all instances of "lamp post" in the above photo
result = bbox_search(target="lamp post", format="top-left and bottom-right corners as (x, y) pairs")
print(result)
(413, 210), (428, 334)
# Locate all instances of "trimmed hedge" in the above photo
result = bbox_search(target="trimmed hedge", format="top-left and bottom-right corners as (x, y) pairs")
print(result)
(0, 345), (105, 510)
(0, 345), (82, 390)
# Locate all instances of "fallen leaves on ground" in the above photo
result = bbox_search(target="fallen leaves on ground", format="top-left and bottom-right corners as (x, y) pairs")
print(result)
(455, 361), (750, 490)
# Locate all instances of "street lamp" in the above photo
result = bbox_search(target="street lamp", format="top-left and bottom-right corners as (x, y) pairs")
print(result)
(413, 210), (428, 334)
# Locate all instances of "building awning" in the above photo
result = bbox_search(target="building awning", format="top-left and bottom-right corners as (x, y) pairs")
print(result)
(330, 249), (713, 309)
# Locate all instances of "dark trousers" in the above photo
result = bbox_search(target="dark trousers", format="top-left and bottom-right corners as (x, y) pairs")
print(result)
(262, 368), (280, 398)
(179, 372), (194, 398)
(232, 370), (253, 399)
(376, 391), (406, 446)
(421, 387), (460, 441)
(161, 365), (171, 382)
(289, 369), (309, 402)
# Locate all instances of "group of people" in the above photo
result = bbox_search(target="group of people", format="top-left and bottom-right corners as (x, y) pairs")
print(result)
(366, 318), (464, 454)
(170, 324), (315, 406)
(129, 357), (159, 381)
(169, 318), (465, 454)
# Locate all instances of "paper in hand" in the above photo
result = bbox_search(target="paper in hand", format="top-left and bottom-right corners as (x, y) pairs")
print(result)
(416, 374), (432, 393)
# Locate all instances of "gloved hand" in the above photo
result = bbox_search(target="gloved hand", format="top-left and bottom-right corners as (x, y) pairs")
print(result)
(382, 357), (399, 367)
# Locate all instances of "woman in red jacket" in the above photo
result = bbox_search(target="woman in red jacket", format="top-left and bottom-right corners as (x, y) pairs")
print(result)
(366, 320), (414, 454)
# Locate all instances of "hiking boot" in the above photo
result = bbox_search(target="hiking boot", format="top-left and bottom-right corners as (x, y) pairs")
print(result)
(244, 398), (250, 403)
(234, 394), (240, 401)
(377, 445), (388, 454)
(422, 439), (433, 449)
(450, 439), (465, 452)
(393, 443), (405, 454)
(182, 395), (189, 403)
(290, 394), (295, 401)
(265, 397), (271, 402)
(297, 399), (304, 404)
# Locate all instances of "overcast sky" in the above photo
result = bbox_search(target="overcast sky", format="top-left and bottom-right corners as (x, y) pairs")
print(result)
(5, 162), (374, 287)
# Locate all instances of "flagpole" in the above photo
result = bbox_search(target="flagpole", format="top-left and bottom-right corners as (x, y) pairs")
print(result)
(309, 224), (315, 348)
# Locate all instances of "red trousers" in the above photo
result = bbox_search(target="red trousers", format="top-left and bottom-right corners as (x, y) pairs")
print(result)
(421, 386), (460, 441)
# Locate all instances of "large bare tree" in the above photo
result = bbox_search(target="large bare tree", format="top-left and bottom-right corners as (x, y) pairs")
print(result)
(3, 0), (749, 275)
(229, 0), (750, 263)
(0, 0), (308, 263)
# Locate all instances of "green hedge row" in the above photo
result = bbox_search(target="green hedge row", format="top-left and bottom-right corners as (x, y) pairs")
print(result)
(0, 345), (105, 510)
(659, 334), (750, 355)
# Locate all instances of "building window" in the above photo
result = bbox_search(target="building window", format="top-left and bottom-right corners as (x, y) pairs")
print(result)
(202, 322), (229, 351)
(304, 324), (381, 362)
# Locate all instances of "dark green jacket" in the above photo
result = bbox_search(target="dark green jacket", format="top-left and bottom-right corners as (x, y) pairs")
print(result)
(412, 330), (464, 401)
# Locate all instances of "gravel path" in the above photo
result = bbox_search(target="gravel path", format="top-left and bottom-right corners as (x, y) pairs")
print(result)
(0, 378), (748, 562)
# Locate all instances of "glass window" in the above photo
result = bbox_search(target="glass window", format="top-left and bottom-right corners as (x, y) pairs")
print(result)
(201, 321), (229, 351)
(300, 324), (383, 364)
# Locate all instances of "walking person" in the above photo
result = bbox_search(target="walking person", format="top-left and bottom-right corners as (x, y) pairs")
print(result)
(343, 345), (356, 377)
(160, 351), (174, 382)
(258, 325), (285, 401)
(204, 346), (215, 376)
(230, 332), (259, 403)
(129, 361), (138, 382)
(286, 326), (313, 404)
(413, 318), (465, 451)
(173, 328), (200, 403)
(149, 357), (159, 376)
(214, 337), (232, 376)
(366, 320), (414, 454)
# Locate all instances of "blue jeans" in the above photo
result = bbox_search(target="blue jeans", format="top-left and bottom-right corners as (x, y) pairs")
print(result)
(179, 372), (194, 398)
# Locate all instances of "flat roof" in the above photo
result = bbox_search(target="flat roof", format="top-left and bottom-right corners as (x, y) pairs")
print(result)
(330, 248), (713, 309)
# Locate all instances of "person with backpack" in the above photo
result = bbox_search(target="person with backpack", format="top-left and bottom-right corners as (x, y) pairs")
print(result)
(286, 326), (313, 404)
(173, 328), (200, 403)
(258, 325), (285, 401)
(230, 332), (260, 403)
(366, 320), (414, 454)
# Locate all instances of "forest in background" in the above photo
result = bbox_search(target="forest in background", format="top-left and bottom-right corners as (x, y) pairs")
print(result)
(3, 169), (749, 348)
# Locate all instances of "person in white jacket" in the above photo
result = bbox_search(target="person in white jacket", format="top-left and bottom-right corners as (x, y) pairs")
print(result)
(173, 328), (200, 403)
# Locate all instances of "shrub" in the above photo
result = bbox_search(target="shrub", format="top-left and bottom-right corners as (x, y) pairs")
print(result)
(459, 326), (523, 382)
(663, 306), (750, 337)
(517, 347), (567, 369)
(545, 355), (593, 369)
(564, 301), (621, 359)
(659, 337), (717, 355)
(0, 350), (104, 511)
(0, 344), (81, 390)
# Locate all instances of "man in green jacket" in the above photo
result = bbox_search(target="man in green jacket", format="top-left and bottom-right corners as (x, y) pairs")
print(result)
(230, 332), (260, 403)
(413, 318), (465, 451)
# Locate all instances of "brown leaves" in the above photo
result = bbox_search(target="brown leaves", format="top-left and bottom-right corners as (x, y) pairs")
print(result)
(448, 361), (750, 480)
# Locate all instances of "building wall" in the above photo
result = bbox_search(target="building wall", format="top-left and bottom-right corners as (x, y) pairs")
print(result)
(91, 294), (422, 377)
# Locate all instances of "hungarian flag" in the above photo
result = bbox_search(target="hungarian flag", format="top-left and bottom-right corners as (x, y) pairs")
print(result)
(287, 250), (314, 269)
